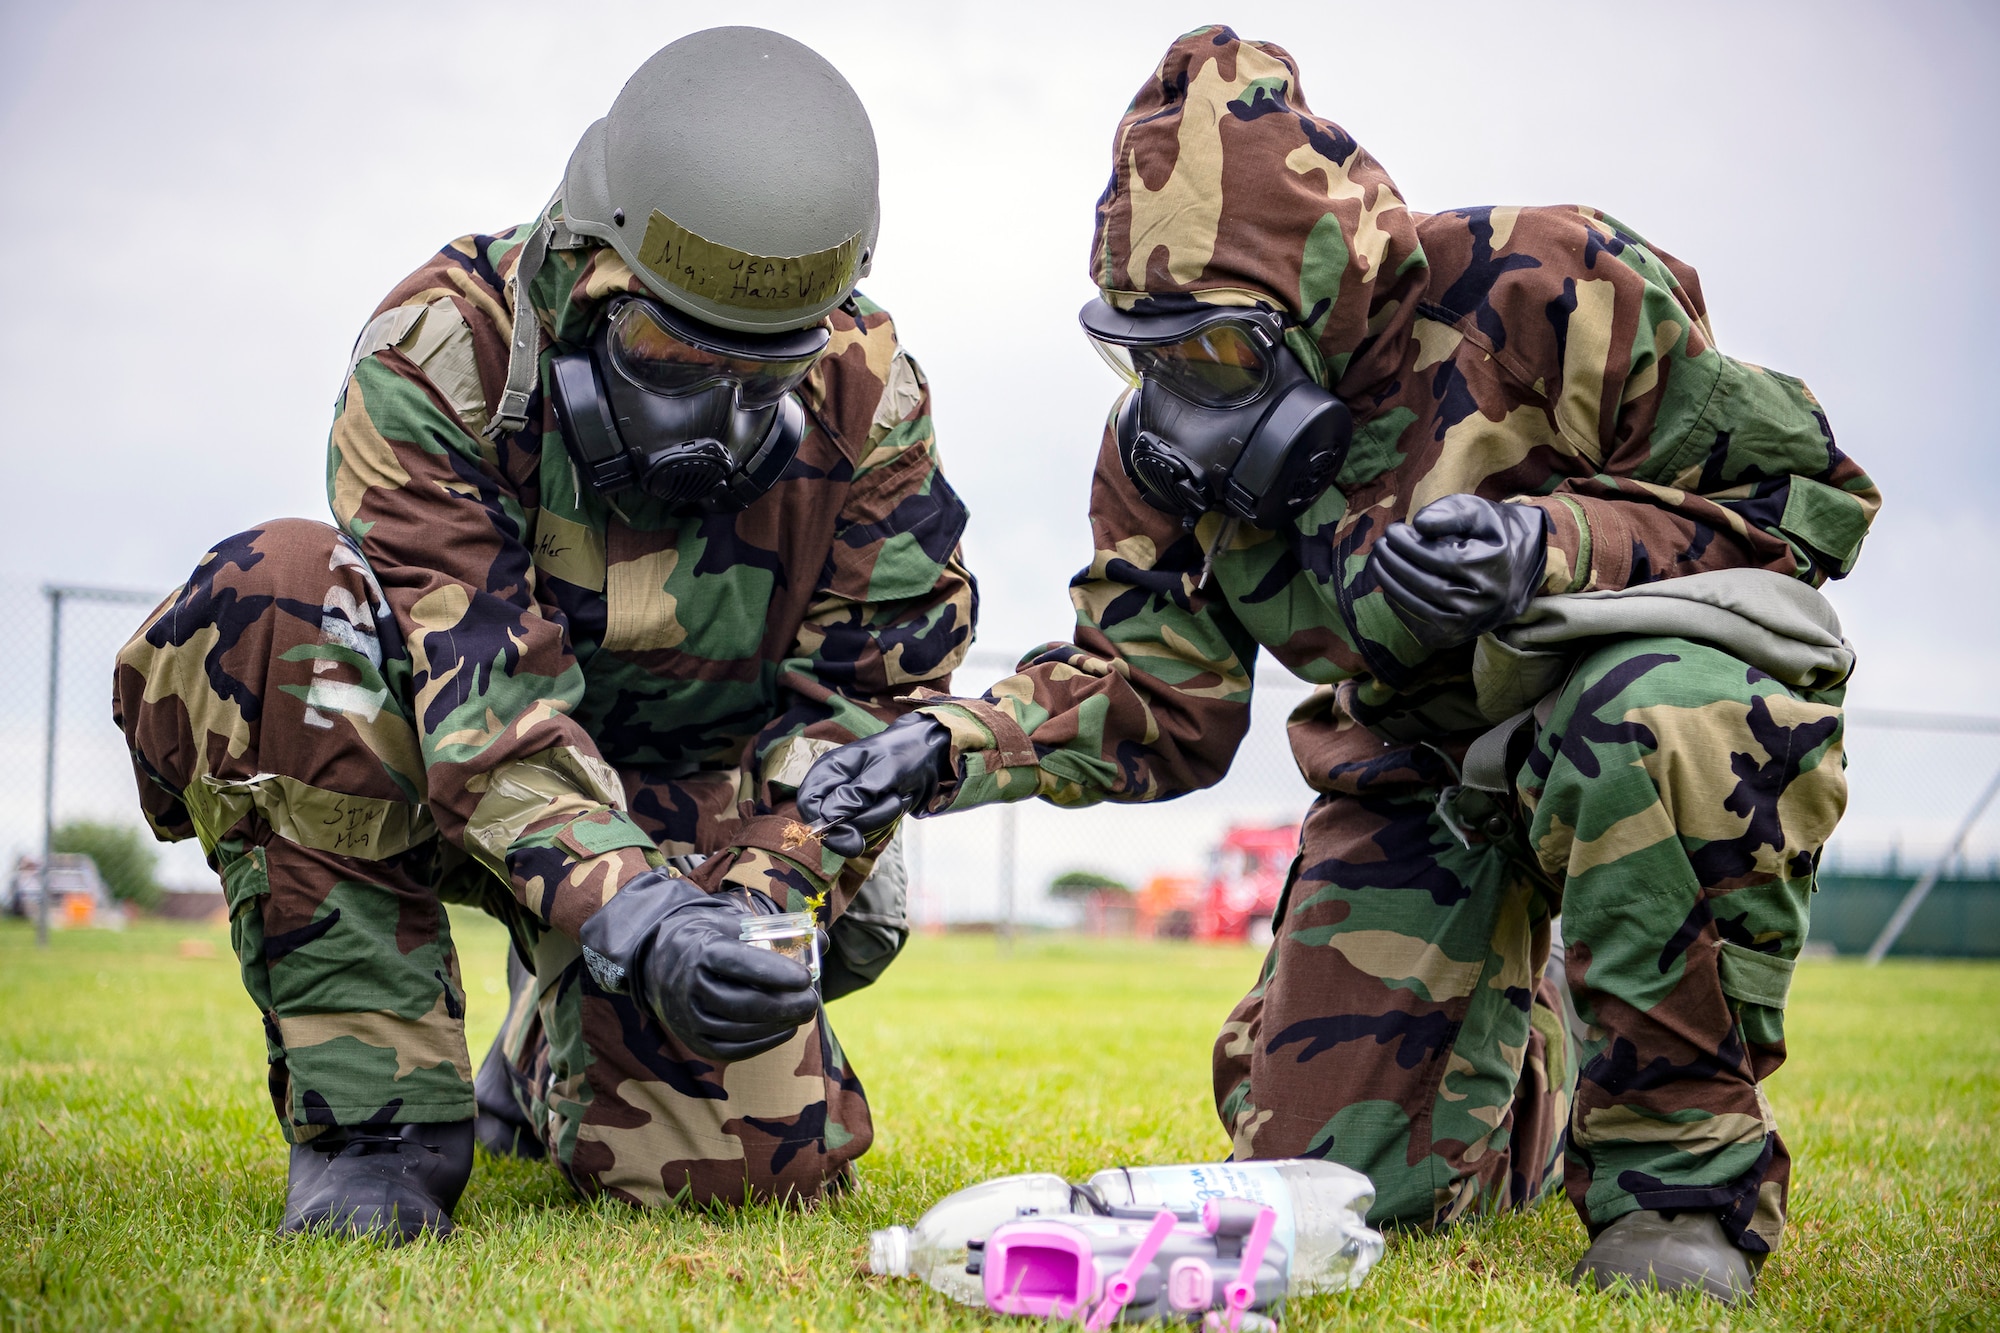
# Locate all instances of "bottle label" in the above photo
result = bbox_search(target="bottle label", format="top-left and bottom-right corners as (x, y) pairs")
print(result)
(1123, 1164), (1295, 1266)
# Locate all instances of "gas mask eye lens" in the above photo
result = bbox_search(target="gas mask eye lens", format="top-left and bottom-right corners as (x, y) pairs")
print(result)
(1087, 321), (1268, 406)
(1128, 323), (1268, 408)
(1088, 337), (1141, 388)
(607, 298), (829, 407)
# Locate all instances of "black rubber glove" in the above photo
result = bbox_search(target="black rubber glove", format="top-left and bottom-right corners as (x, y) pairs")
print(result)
(1369, 493), (1551, 649)
(577, 870), (818, 1064)
(795, 714), (953, 857)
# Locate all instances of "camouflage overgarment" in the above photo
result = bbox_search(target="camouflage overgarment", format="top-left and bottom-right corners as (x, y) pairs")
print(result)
(114, 521), (873, 1204)
(112, 208), (971, 1203)
(1213, 635), (1841, 1254)
(905, 28), (1876, 1258)
(323, 220), (973, 932)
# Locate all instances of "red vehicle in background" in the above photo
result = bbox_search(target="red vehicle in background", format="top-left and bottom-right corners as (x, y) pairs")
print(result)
(1137, 822), (1300, 945)
(1200, 823), (1299, 943)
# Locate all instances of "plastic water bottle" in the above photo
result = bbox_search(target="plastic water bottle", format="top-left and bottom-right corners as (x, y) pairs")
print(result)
(868, 1172), (1080, 1305)
(1084, 1160), (1382, 1295)
(868, 1160), (1382, 1304)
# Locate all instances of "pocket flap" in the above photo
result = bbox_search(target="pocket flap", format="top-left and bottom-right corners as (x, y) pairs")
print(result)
(220, 846), (269, 915)
(1718, 939), (1794, 1009)
(1780, 475), (1873, 575)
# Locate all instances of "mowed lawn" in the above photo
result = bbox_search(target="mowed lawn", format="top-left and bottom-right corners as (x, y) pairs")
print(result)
(0, 914), (1993, 1331)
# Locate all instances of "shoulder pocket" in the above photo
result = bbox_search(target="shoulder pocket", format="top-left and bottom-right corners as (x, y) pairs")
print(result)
(823, 446), (969, 604)
(343, 298), (489, 436)
(1780, 476), (1872, 575)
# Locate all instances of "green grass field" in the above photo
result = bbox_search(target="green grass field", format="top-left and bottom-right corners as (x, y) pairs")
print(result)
(0, 914), (1993, 1331)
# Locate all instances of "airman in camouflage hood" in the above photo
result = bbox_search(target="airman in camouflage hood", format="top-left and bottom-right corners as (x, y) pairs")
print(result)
(1091, 29), (1425, 398)
(802, 25), (1880, 1303)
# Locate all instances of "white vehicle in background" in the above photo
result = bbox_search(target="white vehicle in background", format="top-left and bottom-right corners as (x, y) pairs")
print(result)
(4, 853), (123, 928)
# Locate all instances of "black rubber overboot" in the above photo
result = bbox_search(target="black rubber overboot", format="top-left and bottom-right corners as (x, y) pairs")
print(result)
(281, 1121), (475, 1244)
(1572, 1209), (1762, 1304)
(473, 1034), (544, 1161)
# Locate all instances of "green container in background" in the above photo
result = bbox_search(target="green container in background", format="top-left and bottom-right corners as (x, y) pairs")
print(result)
(1808, 875), (2000, 957)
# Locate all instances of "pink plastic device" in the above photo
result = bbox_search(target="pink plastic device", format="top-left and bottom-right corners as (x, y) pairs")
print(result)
(982, 1199), (1280, 1328)
(1203, 1198), (1277, 1333)
(981, 1220), (1099, 1319)
(1084, 1210), (1179, 1330)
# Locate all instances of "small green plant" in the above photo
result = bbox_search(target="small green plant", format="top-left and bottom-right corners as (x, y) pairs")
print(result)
(49, 820), (164, 910)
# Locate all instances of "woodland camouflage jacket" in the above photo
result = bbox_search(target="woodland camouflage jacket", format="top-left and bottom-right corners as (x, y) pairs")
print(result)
(915, 27), (1878, 813)
(330, 222), (973, 938)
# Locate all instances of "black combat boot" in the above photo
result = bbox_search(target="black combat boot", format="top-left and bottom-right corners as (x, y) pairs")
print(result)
(1572, 1209), (1762, 1304)
(281, 1120), (475, 1243)
(472, 1037), (545, 1161)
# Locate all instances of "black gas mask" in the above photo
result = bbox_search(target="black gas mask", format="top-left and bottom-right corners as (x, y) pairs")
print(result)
(1080, 298), (1352, 530)
(549, 295), (830, 511)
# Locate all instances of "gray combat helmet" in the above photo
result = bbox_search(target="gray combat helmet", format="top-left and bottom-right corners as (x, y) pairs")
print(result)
(564, 26), (880, 334)
(485, 27), (881, 439)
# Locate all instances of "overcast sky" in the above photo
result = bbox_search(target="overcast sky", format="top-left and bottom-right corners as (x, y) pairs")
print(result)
(3, 0), (1996, 716)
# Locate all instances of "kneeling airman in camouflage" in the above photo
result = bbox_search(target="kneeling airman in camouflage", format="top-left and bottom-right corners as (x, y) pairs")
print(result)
(798, 28), (1877, 1303)
(114, 28), (974, 1241)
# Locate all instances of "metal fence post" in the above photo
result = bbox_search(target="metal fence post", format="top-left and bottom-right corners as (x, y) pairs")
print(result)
(30, 583), (164, 944)
(36, 587), (64, 948)
(1866, 759), (2000, 964)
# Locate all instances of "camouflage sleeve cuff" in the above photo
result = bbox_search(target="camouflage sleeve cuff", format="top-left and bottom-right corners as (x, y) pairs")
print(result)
(904, 693), (1041, 813)
(1516, 494), (1634, 594)
(683, 813), (852, 917)
(503, 809), (665, 940)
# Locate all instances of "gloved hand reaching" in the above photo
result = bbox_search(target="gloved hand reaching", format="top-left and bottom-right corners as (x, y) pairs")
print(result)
(1368, 493), (1550, 649)
(796, 714), (953, 857)
(578, 870), (819, 1064)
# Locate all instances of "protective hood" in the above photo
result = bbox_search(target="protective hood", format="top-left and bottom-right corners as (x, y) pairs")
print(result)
(1090, 27), (1427, 400)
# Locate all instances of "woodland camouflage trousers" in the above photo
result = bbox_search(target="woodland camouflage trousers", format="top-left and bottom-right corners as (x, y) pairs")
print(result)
(1215, 637), (1844, 1258)
(112, 520), (873, 1207)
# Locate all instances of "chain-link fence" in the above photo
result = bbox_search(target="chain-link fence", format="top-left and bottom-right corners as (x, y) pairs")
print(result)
(0, 580), (210, 940)
(5, 571), (1996, 941)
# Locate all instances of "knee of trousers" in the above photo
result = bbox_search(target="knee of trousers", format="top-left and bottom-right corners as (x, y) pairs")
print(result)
(1562, 634), (1803, 717)
(115, 518), (410, 809)
(165, 518), (361, 625)
(1531, 634), (1847, 884)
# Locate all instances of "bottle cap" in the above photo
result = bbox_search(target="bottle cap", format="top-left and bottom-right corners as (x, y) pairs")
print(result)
(869, 1226), (911, 1276)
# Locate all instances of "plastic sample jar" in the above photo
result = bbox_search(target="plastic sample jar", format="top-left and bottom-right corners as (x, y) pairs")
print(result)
(738, 910), (821, 981)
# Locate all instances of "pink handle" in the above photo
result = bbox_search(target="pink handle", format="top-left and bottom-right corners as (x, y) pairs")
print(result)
(1221, 1205), (1278, 1330)
(1085, 1209), (1178, 1331)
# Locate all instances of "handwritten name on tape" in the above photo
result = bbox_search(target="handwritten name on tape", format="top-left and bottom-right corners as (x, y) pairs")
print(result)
(637, 210), (862, 313)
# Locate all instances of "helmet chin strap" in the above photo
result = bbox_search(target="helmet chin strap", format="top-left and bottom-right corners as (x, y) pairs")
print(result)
(485, 193), (588, 443)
